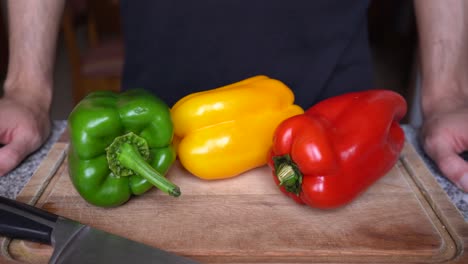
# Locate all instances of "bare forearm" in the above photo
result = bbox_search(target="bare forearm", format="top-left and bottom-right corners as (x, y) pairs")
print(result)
(4, 0), (65, 109)
(414, 0), (468, 116)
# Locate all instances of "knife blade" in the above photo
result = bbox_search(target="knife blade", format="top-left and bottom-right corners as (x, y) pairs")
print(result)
(0, 196), (199, 264)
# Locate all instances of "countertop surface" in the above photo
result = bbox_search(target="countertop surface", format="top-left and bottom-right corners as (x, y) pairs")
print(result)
(1, 121), (467, 221)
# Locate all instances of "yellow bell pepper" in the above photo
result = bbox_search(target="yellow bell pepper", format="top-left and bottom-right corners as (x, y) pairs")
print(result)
(171, 75), (304, 180)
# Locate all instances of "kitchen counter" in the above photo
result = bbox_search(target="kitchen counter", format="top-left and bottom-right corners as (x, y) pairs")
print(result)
(1, 121), (467, 220)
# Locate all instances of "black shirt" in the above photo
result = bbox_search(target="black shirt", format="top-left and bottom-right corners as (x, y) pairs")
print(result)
(120, 0), (373, 109)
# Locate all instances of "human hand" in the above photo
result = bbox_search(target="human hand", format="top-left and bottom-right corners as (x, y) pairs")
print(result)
(0, 93), (51, 176)
(421, 101), (468, 192)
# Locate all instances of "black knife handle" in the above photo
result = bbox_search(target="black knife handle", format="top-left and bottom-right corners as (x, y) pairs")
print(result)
(0, 196), (58, 244)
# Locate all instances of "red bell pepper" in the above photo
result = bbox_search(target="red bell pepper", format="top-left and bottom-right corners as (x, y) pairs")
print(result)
(268, 90), (407, 209)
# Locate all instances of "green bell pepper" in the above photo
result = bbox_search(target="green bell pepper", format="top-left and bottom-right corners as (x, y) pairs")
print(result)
(67, 89), (180, 207)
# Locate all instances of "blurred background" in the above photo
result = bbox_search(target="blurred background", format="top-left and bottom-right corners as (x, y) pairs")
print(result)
(0, 0), (421, 124)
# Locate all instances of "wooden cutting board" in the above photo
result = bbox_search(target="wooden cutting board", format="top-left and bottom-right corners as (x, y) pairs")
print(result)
(1, 135), (468, 263)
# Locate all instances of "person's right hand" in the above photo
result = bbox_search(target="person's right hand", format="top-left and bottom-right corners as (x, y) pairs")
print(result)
(0, 93), (51, 176)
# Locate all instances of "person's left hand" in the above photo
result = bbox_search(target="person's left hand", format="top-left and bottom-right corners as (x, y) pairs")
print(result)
(421, 101), (468, 192)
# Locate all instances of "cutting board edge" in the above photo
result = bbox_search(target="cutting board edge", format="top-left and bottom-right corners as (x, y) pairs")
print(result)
(0, 142), (68, 263)
(399, 142), (468, 263)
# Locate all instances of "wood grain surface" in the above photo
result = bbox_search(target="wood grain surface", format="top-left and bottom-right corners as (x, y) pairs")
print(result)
(1, 141), (467, 264)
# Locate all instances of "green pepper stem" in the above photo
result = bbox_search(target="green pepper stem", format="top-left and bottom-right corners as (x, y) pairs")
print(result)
(118, 143), (180, 197)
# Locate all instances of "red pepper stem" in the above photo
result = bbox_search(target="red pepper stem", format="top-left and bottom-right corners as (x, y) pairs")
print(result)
(273, 155), (302, 195)
(118, 143), (181, 197)
(277, 164), (296, 183)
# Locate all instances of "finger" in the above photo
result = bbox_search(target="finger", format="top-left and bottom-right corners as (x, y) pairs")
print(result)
(0, 140), (31, 177)
(425, 143), (468, 192)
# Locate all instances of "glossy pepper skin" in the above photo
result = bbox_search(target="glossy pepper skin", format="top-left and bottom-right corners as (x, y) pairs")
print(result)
(171, 75), (304, 180)
(268, 90), (407, 209)
(68, 89), (180, 207)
